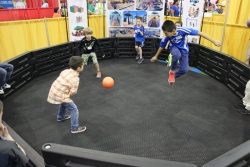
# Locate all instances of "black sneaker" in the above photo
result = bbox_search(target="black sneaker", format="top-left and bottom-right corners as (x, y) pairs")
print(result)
(137, 58), (144, 64)
(57, 115), (71, 122)
(71, 126), (87, 134)
(238, 109), (250, 115)
(234, 103), (245, 109)
(136, 54), (140, 60)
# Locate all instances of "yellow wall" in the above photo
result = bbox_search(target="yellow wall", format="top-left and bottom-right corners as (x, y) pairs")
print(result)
(0, 11), (250, 64)
(0, 16), (105, 62)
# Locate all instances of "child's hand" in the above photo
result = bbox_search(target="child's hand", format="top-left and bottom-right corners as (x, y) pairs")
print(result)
(150, 56), (157, 62)
(134, 30), (138, 33)
(0, 124), (9, 138)
(165, 46), (168, 50)
(102, 55), (105, 58)
(213, 40), (221, 47)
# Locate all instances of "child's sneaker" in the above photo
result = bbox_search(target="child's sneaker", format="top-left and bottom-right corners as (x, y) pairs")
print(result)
(136, 54), (140, 60)
(96, 71), (101, 78)
(234, 103), (245, 109)
(57, 114), (71, 122)
(238, 109), (250, 115)
(168, 54), (173, 67)
(168, 71), (175, 85)
(3, 83), (11, 89)
(0, 88), (4, 94)
(71, 126), (87, 134)
(137, 58), (144, 64)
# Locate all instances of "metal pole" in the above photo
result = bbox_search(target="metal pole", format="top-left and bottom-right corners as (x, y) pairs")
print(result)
(64, 0), (69, 42)
(64, 13), (69, 42)
(199, 3), (206, 45)
(220, 0), (230, 52)
(87, 2), (90, 26)
(180, 0), (182, 20)
(44, 17), (50, 46)
(103, 1), (105, 37)
(166, 0), (168, 19)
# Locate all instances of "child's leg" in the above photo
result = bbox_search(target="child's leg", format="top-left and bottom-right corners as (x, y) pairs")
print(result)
(91, 52), (102, 78)
(175, 53), (189, 78)
(243, 81), (250, 110)
(0, 67), (7, 87)
(170, 46), (181, 71)
(90, 52), (100, 71)
(135, 45), (139, 54)
(137, 42), (144, 64)
(138, 46), (142, 58)
(64, 102), (79, 130)
(82, 54), (90, 65)
(57, 103), (67, 120)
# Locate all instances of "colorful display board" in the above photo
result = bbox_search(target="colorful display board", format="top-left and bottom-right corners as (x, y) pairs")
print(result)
(106, 0), (165, 38)
(67, 0), (88, 41)
(182, 0), (205, 43)
(0, 0), (13, 8)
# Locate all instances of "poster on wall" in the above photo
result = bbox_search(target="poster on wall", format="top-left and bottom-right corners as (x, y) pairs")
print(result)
(13, 0), (27, 8)
(67, 0), (88, 41)
(0, 0), (13, 8)
(106, 0), (165, 38)
(182, 0), (205, 43)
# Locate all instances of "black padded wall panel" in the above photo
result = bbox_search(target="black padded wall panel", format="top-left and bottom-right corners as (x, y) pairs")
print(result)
(2, 37), (250, 101)
(197, 57), (227, 83)
(32, 53), (74, 77)
(224, 58), (250, 98)
(31, 43), (74, 78)
(198, 46), (231, 70)
(197, 46), (232, 83)
(0, 52), (34, 99)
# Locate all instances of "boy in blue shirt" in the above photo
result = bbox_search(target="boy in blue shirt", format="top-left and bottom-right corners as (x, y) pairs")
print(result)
(134, 17), (145, 64)
(150, 20), (221, 85)
(165, 20), (183, 67)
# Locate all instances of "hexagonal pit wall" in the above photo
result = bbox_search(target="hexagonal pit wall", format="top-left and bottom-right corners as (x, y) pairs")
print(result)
(3, 58), (249, 167)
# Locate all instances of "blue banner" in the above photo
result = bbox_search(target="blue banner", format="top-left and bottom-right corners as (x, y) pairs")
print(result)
(0, 0), (14, 9)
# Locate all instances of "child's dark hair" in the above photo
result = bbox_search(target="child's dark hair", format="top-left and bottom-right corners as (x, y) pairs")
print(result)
(54, 7), (59, 13)
(136, 16), (143, 22)
(161, 20), (176, 32)
(173, 0), (179, 5)
(69, 56), (84, 70)
(0, 100), (3, 113)
(175, 20), (183, 26)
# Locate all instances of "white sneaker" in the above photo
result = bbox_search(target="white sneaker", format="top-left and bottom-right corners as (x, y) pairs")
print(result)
(96, 72), (101, 78)
(0, 88), (4, 94)
(3, 83), (11, 89)
(71, 126), (87, 134)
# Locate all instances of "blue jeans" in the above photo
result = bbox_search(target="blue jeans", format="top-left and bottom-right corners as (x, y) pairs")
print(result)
(57, 102), (79, 130)
(170, 46), (189, 78)
(0, 63), (14, 87)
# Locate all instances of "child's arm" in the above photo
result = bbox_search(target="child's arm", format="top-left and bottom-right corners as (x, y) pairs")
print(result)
(151, 36), (169, 62)
(150, 47), (164, 62)
(198, 32), (221, 46)
(0, 125), (26, 155)
(134, 26), (137, 34)
(165, 40), (170, 50)
(70, 79), (79, 96)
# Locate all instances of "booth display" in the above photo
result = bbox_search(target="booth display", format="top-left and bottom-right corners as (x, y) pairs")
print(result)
(67, 0), (88, 41)
(106, 0), (166, 38)
(182, 0), (205, 43)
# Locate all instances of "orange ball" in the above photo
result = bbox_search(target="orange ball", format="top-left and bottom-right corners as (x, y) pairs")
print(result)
(102, 77), (114, 89)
